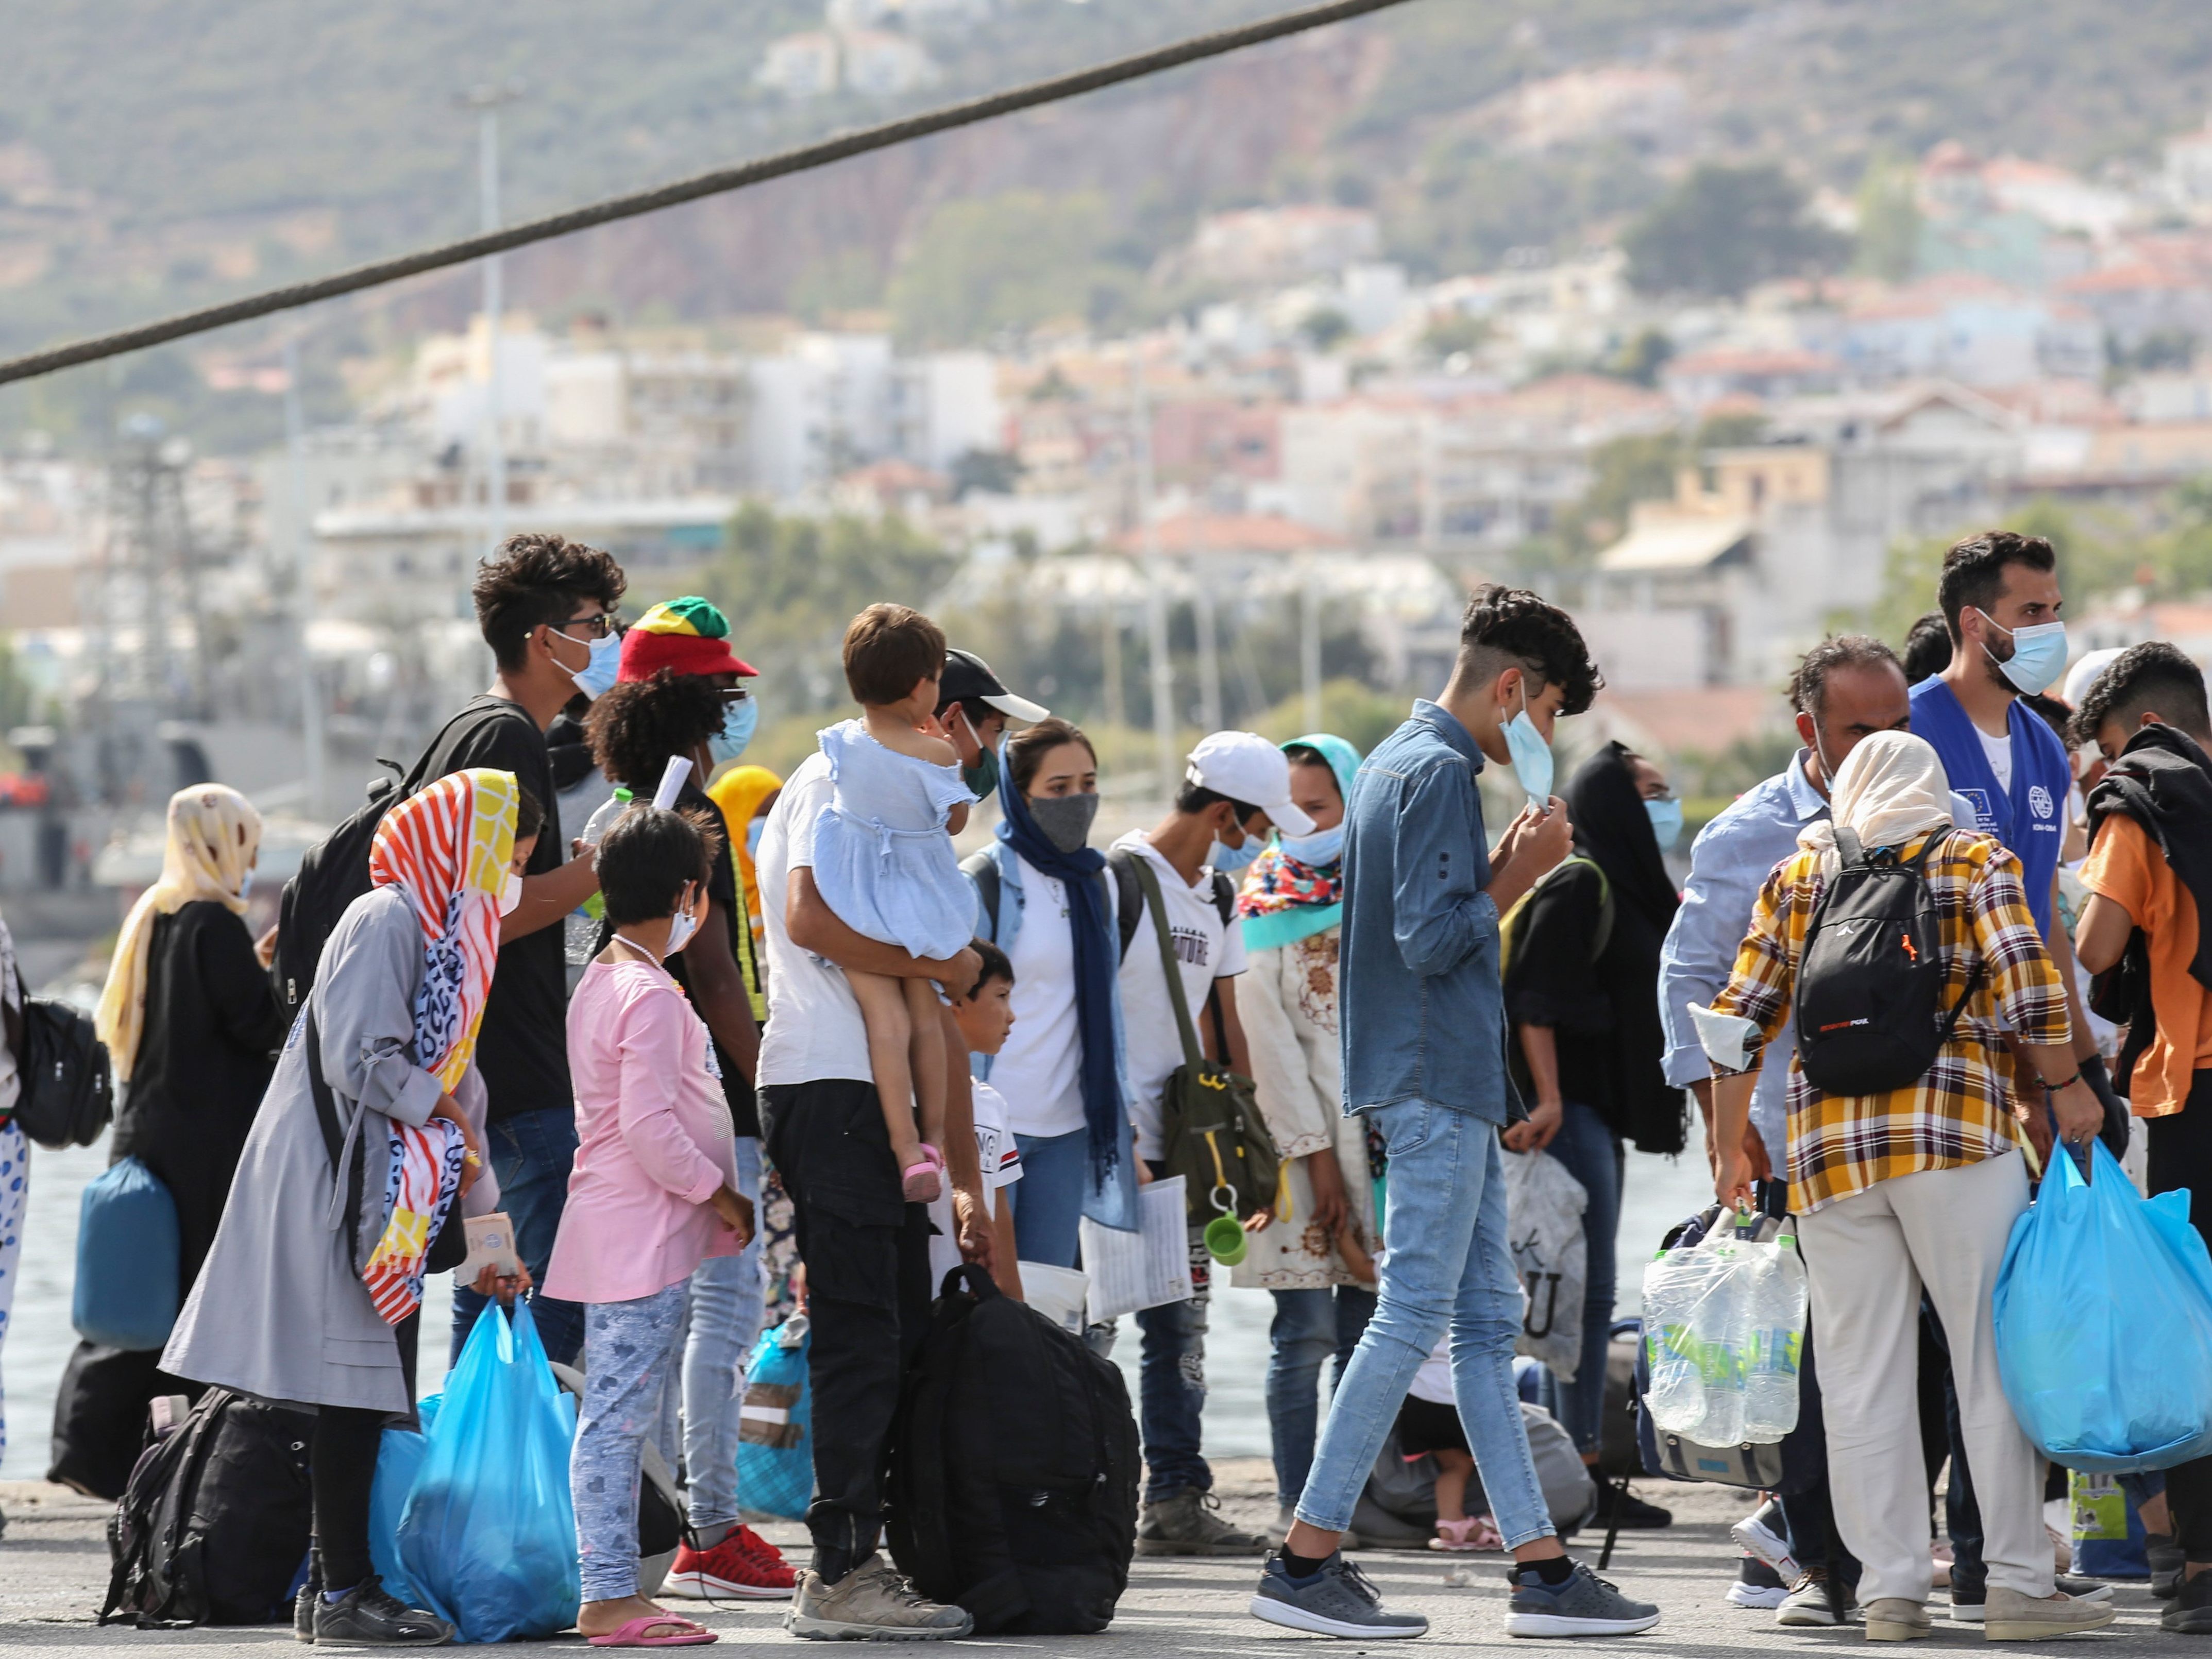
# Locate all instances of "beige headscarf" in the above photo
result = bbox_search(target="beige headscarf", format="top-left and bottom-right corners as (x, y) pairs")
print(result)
(95, 784), (263, 1082)
(1796, 730), (1955, 876)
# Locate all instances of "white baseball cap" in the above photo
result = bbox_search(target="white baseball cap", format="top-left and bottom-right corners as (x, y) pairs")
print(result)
(1185, 731), (1316, 837)
(2062, 647), (2125, 713)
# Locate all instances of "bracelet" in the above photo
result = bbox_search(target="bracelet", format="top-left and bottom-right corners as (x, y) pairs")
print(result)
(2042, 1071), (2081, 1094)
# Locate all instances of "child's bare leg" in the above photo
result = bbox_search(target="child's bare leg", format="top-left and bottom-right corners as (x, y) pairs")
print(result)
(846, 968), (922, 1175)
(904, 976), (949, 1150)
(1433, 1449), (1474, 1522)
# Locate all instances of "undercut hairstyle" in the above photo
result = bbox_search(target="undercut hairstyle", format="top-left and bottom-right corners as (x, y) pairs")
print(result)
(586, 670), (723, 792)
(1901, 611), (1953, 684)
(843, 603), (947, 706)
(1175, 782), (1261, 823)
(1284, 743), (1344, 804)
(1005, 716), (1097, 795)
(2070, 641), (2212, 745)
(1789, 634), (1904, 719)
(965, 937), (1014, 998)
(596, 804), (721, 926)
(514, 783), (544, 845)
(472, 531), (627, 671)
(1937, 530), (2056, 642)
(1457, 583), (1602, 716)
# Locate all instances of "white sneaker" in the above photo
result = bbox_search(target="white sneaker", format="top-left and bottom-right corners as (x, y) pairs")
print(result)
(1730, 1497), (1802, 1585)
(1728, 1555), (1790, 1610)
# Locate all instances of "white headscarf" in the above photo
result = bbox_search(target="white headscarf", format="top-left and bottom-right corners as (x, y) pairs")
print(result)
(1797, 730), (1954, 877)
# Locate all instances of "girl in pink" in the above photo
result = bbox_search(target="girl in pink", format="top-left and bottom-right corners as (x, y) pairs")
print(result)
(547, 806), (755, 1648)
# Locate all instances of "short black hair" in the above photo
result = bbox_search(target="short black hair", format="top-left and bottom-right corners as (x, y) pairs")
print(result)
(2071, 641), (2212, 745)
(1901, 611), (1952, 683)
(514, 782), (544, 844)
(1457, 583), (1601, 716)
(1175, 782), (1261, 822)
(965, 937), (1013, 998)
(586, 670), (723, 792)
(596, 804), (720, 926)
(1789, 634), (1904, 719)
(1937, 530), (2056, 642)
(2020, 691), (2073, 743)
(473, 532), (627, 671)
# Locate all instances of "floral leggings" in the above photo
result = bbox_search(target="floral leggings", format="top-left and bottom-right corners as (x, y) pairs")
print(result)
(571, 1283), (687, 1603)
(0, 1123), (24, 1466)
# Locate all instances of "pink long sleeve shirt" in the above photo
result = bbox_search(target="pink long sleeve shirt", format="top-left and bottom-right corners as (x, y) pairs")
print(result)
(544, 958), (739, 1304)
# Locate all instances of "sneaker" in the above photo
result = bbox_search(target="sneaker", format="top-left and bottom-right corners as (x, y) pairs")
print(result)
(2164, 1569), (2212, 1634)
(1593, 1486), (1673, 1530)
(1503, 1560), (1661, 1638)
(2054, 1573), (2114, 1602)
(785, 1558), (972, 1641)
(1981, 1586), (2116, 1641)
(1731, 1498), (1801, 1584)
(664, 1526), (798, 1600)
(1727, 1555), (1790, 1610)
(1136, 1489), (1269, 1556)
(1775, 1568), (1854, 1627)
(295, 1551), (320, 1643)
(311, 1576), (458, 1647)
(2152, 1531), (2189, 1599)
(1248, 1551), (1429, 1639)
(1864, 1596), (1932, 1643)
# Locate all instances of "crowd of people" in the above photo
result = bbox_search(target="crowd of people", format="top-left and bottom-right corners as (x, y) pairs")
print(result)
(0, 521), (2204, 1644)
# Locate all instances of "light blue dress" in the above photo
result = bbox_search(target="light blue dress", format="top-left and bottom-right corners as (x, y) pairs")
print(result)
(810, 720), (977, 959)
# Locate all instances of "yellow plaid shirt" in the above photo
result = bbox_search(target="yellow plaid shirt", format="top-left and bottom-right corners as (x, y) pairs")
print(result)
(1710, 828), (2067, 1213)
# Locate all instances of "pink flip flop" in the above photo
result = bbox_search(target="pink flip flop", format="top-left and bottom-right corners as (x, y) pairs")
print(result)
(901, 1144), (944, 1204)
(1428, 1514), (1502, 1552)
(586, 1613), (719, 1647)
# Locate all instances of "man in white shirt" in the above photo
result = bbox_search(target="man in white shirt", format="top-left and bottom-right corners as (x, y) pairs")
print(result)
(1113, 732), (1315, 1557)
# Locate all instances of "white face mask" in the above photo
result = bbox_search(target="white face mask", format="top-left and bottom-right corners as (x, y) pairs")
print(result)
(498, 871), (524, 917)
(665, 890), (701, 954)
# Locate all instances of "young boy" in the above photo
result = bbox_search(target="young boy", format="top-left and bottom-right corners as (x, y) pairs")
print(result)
(948, 939), (1024, 1297)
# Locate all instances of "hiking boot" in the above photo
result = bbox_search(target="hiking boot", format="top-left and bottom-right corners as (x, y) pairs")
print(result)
(2164, 1569), (2212, 1634)
(1864, 1597), (1932, 1641)
(1593, 1486), (1673, 1529)
(1981, 1586), (2116, 1641)
(1776, 1568), (1854, 1627)
(311, 1576), (456, 1647)
(1136, 1489), (1268, 1556)
(2153, 1531), (2189, 1598)
(784, 1557), (972, 1641)
(663, 1526), (797, 1600)
(1728, 1555), (1789, 1610)
(1502, 1560), (1661, 1637)
(1731, 1497), (1801, 1584)
(1248, 1551), (1428, 1639)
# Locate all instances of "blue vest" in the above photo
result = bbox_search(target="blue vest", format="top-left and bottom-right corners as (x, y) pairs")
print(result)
(1909, 676), (2070, 939)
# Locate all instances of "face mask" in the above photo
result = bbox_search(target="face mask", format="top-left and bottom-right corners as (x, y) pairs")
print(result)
(1978, 610), (2068, 696)
(745, 817), (766, 859)
(498, 871), (524, 917)
(963, 747), (1000, 802)
(1504, 680), (1554, 804)
(238, 868), (255, 902)
(1211, 827), (1263, 874)
(665, 892), (700, 954)
(1028, 791), (1099, 855)
(1645, 797), (1684, 852)
(559, 629), (622, 701)
(709, 695), (758, 765)
(1277, 825), (1345, 866)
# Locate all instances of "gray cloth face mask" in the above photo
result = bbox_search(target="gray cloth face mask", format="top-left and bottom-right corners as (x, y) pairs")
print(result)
(1028, 792), (1100, 855)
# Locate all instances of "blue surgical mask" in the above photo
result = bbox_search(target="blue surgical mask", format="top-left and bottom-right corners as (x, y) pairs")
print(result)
(1979, 611), (2068, 696)
(1211, 830), (1263, 874)
(1645, 797), (1684, 852)
(709, 694), (759, 765)
(1277, 825), (1345, 867)
(1504, 681), (1554, 804)
(561, 630), (623, 701)
(745, 817), (765, 859)
(238, 868), (255, 902)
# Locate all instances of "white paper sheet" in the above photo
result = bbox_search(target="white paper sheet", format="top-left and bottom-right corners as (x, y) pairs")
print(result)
(1080, 1176), (1194, 1322)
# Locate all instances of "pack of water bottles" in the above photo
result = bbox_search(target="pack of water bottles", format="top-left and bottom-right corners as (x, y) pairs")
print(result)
(1640, 1208), (1808, 1447)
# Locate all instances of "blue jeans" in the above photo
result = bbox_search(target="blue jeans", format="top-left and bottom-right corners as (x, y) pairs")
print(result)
(573, 1283), (688, 1602)
(682, 1136), (766, 1529)
(1540, 1101), (1622, 1455)
(1295, 1102), (1554, 1549)
(1267, 1285), (1377, 1510)
(452, 1105), (586, 1368)
(1008, 1128), (1086, 1270)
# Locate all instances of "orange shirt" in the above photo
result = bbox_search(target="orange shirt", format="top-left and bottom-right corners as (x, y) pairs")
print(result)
(2079, 814), (2212, 1115)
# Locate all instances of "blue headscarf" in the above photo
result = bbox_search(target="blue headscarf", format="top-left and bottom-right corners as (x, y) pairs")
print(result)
(1236, 733), (1362, 953)
(993, 747), (1126, 1192)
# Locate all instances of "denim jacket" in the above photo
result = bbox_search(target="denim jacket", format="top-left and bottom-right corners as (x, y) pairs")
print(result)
(1339, 700), (1517, 1122)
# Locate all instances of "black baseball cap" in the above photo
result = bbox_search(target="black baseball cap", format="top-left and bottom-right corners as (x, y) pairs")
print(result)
(939, 648), (1049, 723)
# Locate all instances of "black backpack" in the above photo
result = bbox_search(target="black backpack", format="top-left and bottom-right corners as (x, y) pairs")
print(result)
(102, 1387), (316, 1628)
(1793, 826), (1982, 1098)
(3, 966), (113, 1149)
(886, 1265), (1139, 1635)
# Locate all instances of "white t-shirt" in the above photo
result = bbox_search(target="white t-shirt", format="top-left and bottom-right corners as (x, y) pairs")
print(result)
(1409, 1336), (1454, 1406)
(1112, 831), (1247, 1161)
(970, 1079), (1024, 1195)
(1979, 722), (2016, 794)
(988, 851), (1116, 1140)
(754, 751), (872, 1088)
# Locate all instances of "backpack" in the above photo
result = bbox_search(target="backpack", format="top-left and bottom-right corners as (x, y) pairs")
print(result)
(1793, 825), (1982, 1098)
(3, 967), (114, 1149)
(886, 1265), (1139, 1634)
(102, 1387), (315, 1628)
(962, 844), (1231, 962)
(271, 699), (522, 1018)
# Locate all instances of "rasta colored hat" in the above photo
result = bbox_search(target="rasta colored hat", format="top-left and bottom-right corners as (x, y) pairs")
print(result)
(618, 596), (758, 682)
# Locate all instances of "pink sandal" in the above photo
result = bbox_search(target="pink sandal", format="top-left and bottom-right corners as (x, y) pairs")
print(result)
(901, 1144), (944, 1204)
(1428, 1514), (1502, 1552)
(586, 1613), (718, 1646)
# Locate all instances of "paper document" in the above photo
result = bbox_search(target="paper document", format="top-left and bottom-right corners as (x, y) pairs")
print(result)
(652, 754), (693, 809)
(1082, 1176), (1194, 1323)
(458, 1210), (521, 1279)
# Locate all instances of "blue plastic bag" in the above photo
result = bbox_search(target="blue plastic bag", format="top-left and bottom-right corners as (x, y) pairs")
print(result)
(736, 1314), (813, 1520)
(368, 1423), (433, 1608)
(1995, 1139), (2212, 1472)
(397, 1301), (579, 1641)
(73, 1155), (180, 1350)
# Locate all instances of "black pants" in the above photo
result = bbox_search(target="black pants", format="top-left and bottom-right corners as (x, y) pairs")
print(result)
(312, 1406), (386, 1591)
(762, 1078), (933, 1583)
(2150, 1085), (2212, 1563)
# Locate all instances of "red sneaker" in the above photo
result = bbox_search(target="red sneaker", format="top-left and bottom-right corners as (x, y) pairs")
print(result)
(663, 1527), (797, 1600)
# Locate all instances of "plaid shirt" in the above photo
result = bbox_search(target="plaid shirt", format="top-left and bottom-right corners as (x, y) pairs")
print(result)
(1710, 828), (2067, 1213)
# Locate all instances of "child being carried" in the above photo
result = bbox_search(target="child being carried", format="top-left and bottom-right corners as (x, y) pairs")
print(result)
(810, 604), (978, 1203)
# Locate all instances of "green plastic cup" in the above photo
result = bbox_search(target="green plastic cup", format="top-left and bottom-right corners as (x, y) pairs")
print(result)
(1204, 1213), (1248, 1266)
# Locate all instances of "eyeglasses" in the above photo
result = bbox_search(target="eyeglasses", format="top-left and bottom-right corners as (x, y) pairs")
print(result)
(718, 686), (753, 703)
(550, 613), (620, 640)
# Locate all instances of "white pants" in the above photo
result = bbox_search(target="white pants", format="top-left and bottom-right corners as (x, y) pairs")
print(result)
(1797, 1152), (2051, 1605)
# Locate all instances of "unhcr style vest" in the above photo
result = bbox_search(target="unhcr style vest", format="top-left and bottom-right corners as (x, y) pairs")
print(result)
(1909, 676), (2070, 940)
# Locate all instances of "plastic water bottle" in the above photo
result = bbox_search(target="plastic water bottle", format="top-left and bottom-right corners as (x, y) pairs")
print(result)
(1693, 1238), (1748, 1447)
(1741, 1234), (1810, 1442)
(581, 787), (634, 849)
(567, 788), (633, 967)
(1641, 1245), (1717, 1436)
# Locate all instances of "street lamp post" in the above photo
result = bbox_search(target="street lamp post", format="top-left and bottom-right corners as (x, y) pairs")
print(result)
(460, 81), (524, 567)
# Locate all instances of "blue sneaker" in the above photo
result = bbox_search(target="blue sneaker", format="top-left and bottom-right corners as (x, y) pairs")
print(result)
(1504, 1560), (1661, 1638)
(1249, 1552), (1429, 1639)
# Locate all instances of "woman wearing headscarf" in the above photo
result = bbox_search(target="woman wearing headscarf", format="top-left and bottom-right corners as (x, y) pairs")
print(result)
(1701, 731), (2110, 1642)
(164, 769), (535, 1647)
(1228, 734), (1380, 1538)
(708, 763), (784, 950)
(1502, 741), (1685, 1483)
